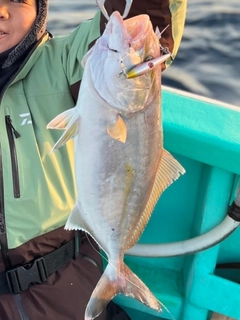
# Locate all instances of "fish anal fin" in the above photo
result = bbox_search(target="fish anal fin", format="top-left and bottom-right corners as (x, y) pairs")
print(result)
(47, 108), (80, 151)
(126, 149), (185, 250)
(107, 114), (127, 143)
(85, 262), (162, 320)
(64, 203), (87, 231)
(65, 204), (104, 255)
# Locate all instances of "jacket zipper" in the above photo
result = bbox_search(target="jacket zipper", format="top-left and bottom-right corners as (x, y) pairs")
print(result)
(3, 120), (30, 320)
(5, 115), (21, 198)
(0, 34), (49, 320)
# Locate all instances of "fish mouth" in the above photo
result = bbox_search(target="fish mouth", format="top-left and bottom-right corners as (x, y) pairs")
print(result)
(124, 15), (153, 50)
(108, 12), (153, 53)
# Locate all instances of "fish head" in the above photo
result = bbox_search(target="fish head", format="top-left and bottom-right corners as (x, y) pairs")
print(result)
(84, 11), (161, 113)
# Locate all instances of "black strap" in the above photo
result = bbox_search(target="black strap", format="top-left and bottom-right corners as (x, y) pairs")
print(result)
(0, 233), (80, 295)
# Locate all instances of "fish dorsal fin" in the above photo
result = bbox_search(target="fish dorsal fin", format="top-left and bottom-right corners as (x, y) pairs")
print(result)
(125, 149), (185, 250)
(107, 114), (127, 143)
(47, 107), (80, 151)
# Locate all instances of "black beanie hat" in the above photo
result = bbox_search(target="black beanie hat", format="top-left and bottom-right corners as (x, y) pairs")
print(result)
(2, 0), (48, 68)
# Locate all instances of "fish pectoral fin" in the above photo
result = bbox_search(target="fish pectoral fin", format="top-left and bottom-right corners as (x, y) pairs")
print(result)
(85, 262), (162, 320)
(126, 149), (185, 250)
(107, 114), (127, 143)
(47, 108), (80, 151)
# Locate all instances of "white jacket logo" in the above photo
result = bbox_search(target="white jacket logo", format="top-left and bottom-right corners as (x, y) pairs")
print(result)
(19, 113), (32, 125)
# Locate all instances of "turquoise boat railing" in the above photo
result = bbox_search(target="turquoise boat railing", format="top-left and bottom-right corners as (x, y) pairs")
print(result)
(114, 86), (240, 320)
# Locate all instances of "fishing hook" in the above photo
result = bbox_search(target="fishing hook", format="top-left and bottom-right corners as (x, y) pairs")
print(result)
(116, 57), (128, 78)
(155, 25), (173, 61)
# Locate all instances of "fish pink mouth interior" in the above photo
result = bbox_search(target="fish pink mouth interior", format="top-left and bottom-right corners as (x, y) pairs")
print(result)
(124, 15), (151, 47)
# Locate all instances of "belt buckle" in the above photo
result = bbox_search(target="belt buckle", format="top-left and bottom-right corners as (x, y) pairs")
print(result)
(6, 257), (48, 294)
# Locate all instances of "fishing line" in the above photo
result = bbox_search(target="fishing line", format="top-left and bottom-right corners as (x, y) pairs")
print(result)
(85, 233), (175, 320)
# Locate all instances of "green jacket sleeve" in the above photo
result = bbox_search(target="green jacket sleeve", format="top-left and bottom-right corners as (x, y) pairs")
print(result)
(101, 0), (187, 69)
(61, 12), (101, 86)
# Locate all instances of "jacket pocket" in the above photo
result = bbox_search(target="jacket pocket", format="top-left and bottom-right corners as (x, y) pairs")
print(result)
(5, 115), (21, 198)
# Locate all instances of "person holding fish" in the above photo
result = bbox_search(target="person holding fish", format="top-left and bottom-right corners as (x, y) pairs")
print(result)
(0, 0), (187, 319)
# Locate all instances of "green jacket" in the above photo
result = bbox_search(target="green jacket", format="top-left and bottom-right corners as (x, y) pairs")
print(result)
(0, 13), (100, 250)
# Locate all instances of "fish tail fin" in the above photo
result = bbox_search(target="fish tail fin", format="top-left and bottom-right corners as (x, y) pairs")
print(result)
(47, 107), (80, 151)
(85, 261), (162, 320)
(85, 264), (118, 320)
(119, 262), (162, 312)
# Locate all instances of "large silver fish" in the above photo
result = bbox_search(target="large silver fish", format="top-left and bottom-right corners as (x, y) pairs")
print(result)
(47, 11), (185, 320)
